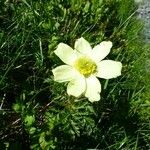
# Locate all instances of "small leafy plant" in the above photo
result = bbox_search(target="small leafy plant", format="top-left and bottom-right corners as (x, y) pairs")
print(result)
(0, 0), (150, 149)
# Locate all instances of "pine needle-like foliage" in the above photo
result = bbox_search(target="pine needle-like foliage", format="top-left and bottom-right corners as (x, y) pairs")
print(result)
(0, 0), (150, 149)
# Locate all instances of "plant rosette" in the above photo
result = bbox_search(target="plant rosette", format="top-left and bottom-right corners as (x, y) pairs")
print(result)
(52, 37), (122, 102)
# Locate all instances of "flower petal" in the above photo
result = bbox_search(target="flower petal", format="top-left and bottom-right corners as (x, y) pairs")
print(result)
(67, 75), (86, 97)
(54, 43), (77, 65)
(96, 60), (122, 79)
(52, 65), (76, 82)
(85, 76), (101, 102)
(74, 37), (92, 55)
(91, 41), (112, 62)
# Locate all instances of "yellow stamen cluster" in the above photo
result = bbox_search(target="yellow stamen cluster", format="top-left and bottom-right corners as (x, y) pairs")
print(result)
(74, 56), (97, 77)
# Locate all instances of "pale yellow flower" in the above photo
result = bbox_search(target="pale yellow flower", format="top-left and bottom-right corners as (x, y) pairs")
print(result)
(52, 37), (122, 102)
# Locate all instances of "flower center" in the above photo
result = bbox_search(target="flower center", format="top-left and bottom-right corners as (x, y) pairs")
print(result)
(74, 56), (97, 77)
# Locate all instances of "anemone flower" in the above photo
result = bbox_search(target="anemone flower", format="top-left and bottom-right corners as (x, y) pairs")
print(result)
(52, 37), (122, 102)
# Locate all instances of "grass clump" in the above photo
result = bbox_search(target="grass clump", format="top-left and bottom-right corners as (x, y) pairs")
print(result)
(0, 0), (150, 149)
